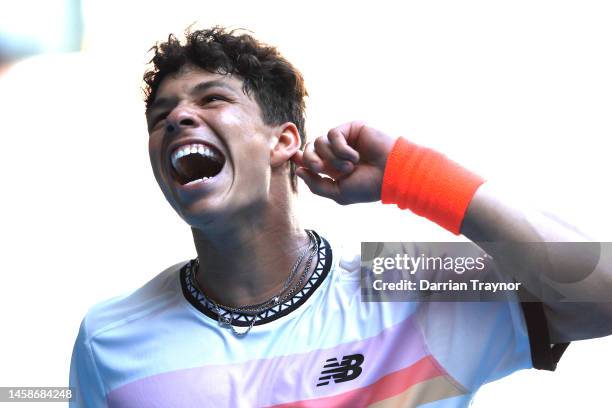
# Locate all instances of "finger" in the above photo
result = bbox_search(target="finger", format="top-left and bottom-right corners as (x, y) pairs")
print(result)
(296, 167), (341, 202)
(327, 127), (360, 164)
(302, 141), (324, 173)
(314, 136), (355, 174)
(290, 149), (304, 167)
(331, 120), (367, 147)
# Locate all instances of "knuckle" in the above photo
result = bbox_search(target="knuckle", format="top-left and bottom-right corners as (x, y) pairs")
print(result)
(314, 137), (326, 149)
(333, 159), (347, 170)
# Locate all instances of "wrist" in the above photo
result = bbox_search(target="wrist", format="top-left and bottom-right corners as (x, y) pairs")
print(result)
(381, 137), (485, 235)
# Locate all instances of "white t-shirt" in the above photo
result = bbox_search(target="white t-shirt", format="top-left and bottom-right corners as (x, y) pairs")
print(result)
(70, 231), (565, 407)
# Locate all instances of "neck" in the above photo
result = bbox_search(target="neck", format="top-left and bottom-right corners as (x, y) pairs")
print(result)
(192, 197), (314, 308)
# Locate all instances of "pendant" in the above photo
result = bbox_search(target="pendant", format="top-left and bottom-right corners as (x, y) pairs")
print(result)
(219, 314), (233, 328)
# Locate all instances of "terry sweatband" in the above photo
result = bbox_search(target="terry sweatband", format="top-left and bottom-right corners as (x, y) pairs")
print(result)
(381, 137), (485, 235)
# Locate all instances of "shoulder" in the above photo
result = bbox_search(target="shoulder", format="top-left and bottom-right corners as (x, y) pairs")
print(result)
(320, 231), (361, 278)
(77, 261), (188, 343)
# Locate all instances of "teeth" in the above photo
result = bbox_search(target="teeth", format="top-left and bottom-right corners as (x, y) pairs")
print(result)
(171, 143), (222, 169)
(186, 176), (211, 185)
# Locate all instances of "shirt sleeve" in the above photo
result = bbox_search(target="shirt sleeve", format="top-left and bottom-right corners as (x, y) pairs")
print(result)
(69, 319), (107, 407)
(519, 300), (570, 371)
(410, 241), (570, 392)
(416, 300), (533, 391)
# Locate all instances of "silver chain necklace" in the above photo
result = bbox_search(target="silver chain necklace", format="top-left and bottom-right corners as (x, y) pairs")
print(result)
(191, 230), (319, 337)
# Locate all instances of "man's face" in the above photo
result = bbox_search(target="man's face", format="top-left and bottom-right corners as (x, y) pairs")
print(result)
(147, 66), (279, 228)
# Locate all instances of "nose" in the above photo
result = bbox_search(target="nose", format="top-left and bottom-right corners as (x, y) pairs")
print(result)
(165, 106), (200, 134)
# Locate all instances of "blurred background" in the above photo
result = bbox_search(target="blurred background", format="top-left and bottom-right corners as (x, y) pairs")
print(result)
(0, 0), (611, 406)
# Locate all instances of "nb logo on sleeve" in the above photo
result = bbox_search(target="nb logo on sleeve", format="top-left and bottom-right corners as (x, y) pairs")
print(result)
(316, 353), (364, 386)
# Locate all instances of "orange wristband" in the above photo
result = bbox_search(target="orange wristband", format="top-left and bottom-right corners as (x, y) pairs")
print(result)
(381, 137), (485, 235)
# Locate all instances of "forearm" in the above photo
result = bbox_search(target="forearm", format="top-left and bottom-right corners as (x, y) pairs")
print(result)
(462, 182), (612, 342)
(294, 123), (612, 342)
(462, 182), (589, 243)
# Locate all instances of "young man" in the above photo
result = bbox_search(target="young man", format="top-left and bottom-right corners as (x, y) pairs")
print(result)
(70, 27), (612, 407)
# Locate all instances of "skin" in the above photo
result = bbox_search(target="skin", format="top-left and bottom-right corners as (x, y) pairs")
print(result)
(148, 66), (612, 342)
(295, 122), (612, 343)
(147, 66), (312, 306)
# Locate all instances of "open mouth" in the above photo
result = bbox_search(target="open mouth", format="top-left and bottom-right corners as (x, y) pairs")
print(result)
(170, 143), (226, 185)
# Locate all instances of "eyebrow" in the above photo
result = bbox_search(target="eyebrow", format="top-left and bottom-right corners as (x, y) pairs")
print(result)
(147, 79), (239, 116)
(192, 79), (238, 95)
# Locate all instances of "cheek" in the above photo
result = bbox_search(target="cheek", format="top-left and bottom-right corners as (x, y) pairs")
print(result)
(236, 142), (270, 173)
(218, 113), (271, 164)
(148, 144), (160, 172)
(147, 142), (155, 163)
(217, 109), (243, 126)
(147, 137), (166, 182)
(148, 131), (164, 162)
(230, 143), (272, 194)
(217, 107), (267, 138)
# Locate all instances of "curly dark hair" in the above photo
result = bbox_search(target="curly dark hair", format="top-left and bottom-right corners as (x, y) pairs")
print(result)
(143, 26), (308, 191)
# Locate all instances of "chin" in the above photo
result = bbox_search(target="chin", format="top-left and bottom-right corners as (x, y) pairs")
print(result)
(176, 192), (270, 232)
(177, 202), (229, 230)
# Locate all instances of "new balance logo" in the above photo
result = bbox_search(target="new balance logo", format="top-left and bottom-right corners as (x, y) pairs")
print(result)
(316, 353), (364, 386)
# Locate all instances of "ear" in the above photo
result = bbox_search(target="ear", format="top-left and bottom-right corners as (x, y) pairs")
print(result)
(269, 122), (301, 168)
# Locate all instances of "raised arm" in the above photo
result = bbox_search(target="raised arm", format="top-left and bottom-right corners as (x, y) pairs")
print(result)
(292, 121), (612, 343)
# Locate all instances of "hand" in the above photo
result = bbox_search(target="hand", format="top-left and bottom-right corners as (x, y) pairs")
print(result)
(291, 121), (396, 205)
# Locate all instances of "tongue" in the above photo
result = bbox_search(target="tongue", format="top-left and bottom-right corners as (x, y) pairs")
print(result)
(174, 154), (222, 184)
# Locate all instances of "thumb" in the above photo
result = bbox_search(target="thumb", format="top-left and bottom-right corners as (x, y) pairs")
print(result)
(296, 167), (342, 203)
